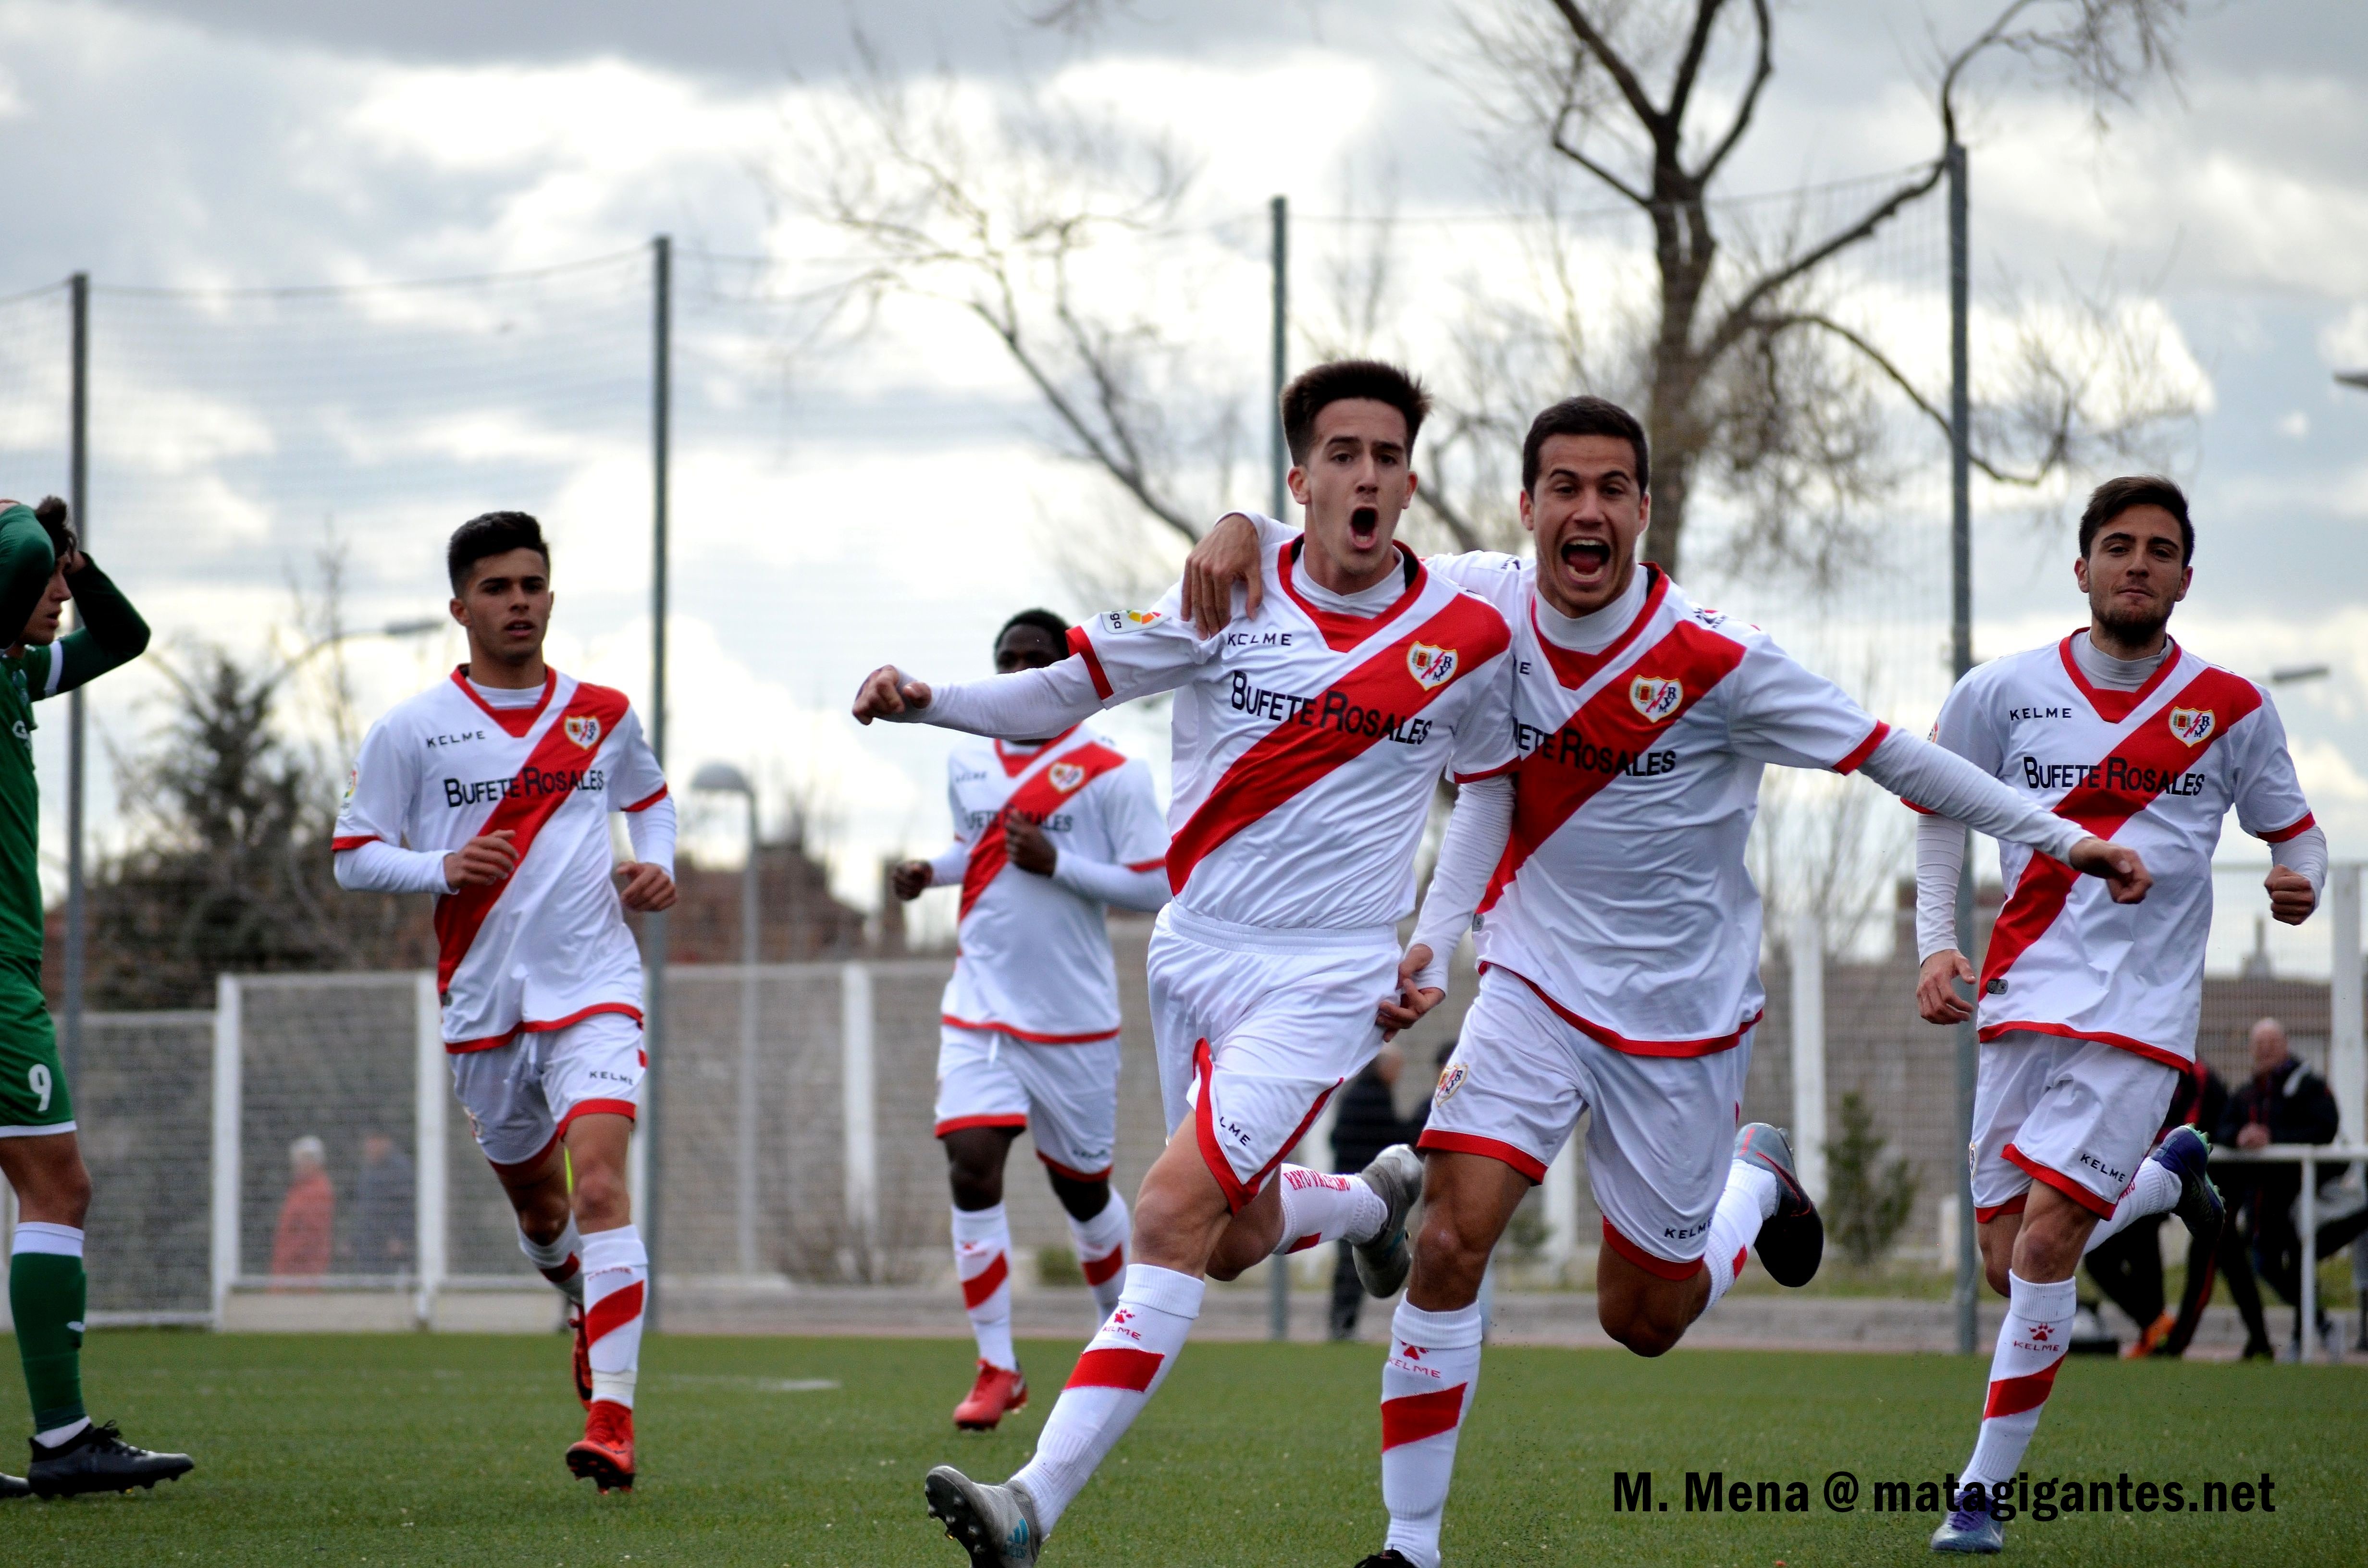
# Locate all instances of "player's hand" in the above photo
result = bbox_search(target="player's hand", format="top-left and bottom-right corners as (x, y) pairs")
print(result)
(1005, 811), (1058, 876)
(2266, 865), (2317, 926)
(443, 831), (518, 889)
(852, 665), (931, 725)
(1182, 511), (1266, 637)
(1916, 948), (1976, 1026)
(2236, 1123), (2271, 1151)
(1377, 943), (1445, 1041)
(889, 859), (934, 901)
(2067, 835), (2150, 904)
(615, 861), (677, 912)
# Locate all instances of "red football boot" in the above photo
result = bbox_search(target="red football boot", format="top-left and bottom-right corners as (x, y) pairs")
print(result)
(567, 1303), (593, 1408)
(566, 1400), (635, 1493)
(952, 1361), (1028, 1431)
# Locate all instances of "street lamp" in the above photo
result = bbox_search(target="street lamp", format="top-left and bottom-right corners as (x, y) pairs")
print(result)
(691, 761), (762, 1278)
(2338, 371), (2368, 391)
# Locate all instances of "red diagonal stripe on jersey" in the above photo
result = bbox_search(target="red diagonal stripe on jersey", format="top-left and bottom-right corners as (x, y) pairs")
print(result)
(1380, 1384), (1468, 1450)
(584, 1280), (644, 1347)
(1983, 1364), (2062, 1419)
(1066, 1347), (1163, 1391)
(1166, 589), (1509, 894)
(960, 738), (1131, 923)
(432, 682), (631, 994)
(1979, 666), (2260, 995)
(961, 1252), (1010, 1309)
(1478, 618), (1747, 914)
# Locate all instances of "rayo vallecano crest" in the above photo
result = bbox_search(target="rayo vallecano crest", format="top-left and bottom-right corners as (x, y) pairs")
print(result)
(1407, 643), (1458, 690)
(2167, 707), (2215, 747)
(1629, 676), (1683, 722)
(564, 715), (603, 749)
(1048, 761), (1085, 793)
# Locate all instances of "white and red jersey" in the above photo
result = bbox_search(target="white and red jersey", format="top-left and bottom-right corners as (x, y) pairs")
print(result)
(1928, 634), (2313, 1068)
(334, 668), (668, 1051)
(1439, 555), (1889, 1056)
(1067, 542), (1514, 930)
(937, 726), (1168, 1043)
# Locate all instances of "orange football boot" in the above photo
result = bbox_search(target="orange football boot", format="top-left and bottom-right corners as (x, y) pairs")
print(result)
(566, 1400), (635, 1493)
(952, 1361), (1028, 1431)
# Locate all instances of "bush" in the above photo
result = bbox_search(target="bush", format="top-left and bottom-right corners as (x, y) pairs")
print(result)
(1825, 1091), (1919, 1267)
(1037, 1243), (1082, 1287)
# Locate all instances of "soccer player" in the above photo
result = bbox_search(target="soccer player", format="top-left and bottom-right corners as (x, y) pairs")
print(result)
(1911, 476), (2319, 1553)
(887, 607), (1171, 1431)
(1184, 398), (2153, 1568)
(0, 496), (188, 1499)
(333, 512), (675, 1494)
(855, 361), (1506, 1565)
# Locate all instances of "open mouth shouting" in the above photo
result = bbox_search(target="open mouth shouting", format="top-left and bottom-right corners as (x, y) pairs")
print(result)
(1557, 532), (1616, 590)
(1348, 505), (1381, 547)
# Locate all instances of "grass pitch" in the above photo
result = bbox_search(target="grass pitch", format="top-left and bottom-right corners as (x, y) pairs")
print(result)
(0, 1329), (2361, 1567)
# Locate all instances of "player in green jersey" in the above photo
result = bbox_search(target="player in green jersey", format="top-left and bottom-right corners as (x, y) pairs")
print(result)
(0, 496), (190, 1499)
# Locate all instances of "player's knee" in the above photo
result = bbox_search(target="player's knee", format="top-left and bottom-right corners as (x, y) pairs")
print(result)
(948, 1163), (1003, 1211)
(570, 1161), (629, 1227)
(1984, 1258), (2014, 1298)
(1049, 1176), (1111, 1223)
(1410, 1212), (1492, 1302)
(1600, 1302), (1684, 1358)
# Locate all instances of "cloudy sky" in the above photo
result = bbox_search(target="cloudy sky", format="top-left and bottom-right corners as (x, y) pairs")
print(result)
(0, 0), (2362, 967)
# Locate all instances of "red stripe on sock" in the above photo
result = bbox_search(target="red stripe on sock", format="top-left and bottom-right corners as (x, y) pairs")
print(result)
(1731, 1245), (1748, 1278)
(1285, 1233), (1322, 1254)
(1080, 1246), (1125, 1286)
(1983, 1365), (2062, 1419)
(584, 1281), (644, 1347)
(1066, 1347), (1163, 1392)
(962, 1252), (1010, 1310)
(1380, 1384), (1468, 1450)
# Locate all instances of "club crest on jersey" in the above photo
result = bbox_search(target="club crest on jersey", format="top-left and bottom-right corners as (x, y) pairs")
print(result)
(1629, 676), (1684, 722)
(1434, 1062), (1468, 1104)
(1407, 643), (1458, 690)
(564, 715), (603, 749)
(1048, 761), (1085, 794)
(2167, 707), (2215, 747)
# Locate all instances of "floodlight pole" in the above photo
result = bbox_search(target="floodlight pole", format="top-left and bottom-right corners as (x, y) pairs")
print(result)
(1268, 193), (1290, 1344)
(1947, 144), (1979, 1358)
(62, 273), (87, 1088)
(646, 233), (672, 1331)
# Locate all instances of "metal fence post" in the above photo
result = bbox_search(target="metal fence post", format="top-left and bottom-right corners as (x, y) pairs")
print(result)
(842, 962), (876, 1273)
(210, 974), (242, 1328)
(2330, 863), (2363, 1147)
(1790, 912), (1828, 1204)
(414, 974), (446, 1329)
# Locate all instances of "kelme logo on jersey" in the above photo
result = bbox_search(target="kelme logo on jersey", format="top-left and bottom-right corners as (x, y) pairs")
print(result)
(2167, 707), (2215, 747)
(564, 715), (603, 749)
(1629, 676), (1684, 722)
(1407, 642), (1458, 690)
(1048, 761), (1085, 793)
(1434, 1062), (1468, 1103)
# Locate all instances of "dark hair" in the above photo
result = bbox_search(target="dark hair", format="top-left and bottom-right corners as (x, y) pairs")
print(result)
(1522, 396), (1649, 494)
(31, 496), (76, 561)
(447, 511), (550, 592)
(2078, 475), (2192, 564)
(1281, 359), (1431, 465)
(996, 608), (1070, 656)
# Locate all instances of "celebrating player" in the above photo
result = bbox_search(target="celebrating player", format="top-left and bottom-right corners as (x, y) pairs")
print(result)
(1912, 476), (2318, 1554)
(1184, 398), (2153, 1568)
(333, 512), (674, 1494)
(888, 607), (1171, 1432)
(856, 361), (1506, 1565)
(0, 497), (188, 1500)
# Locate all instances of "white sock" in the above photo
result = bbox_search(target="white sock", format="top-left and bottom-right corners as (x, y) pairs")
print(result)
(952, 1204), (1017, 1372)
(1272, 1165), (1389, 1256)
(17, 1224), (90, 1448)
(519, 1217), (586, 1307)
(1009, 1263), (1203, 1532)
(1701, 1160), (1779, 1311)
(1064, 1191), (1130, 1323)
(2081, 1160), (2181, 1255)
(1380, 1300), (1485, 1568)
(1960, 1271), (2076, 1497)
(580, 1225), (647, 1410)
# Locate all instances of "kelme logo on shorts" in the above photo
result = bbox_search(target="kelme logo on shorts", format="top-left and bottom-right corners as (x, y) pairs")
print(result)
(1434, 1062), (1468, 1103)
(1629, 676), (1683, 722)
(1049, 761), (1085, 793)
(1407, 642), (1458, 691)
(2167, 706), (2215, 746)
(564, 715), (603, 749)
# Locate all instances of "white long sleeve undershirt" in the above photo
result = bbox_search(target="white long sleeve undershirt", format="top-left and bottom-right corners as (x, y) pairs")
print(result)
(623, 794), (677, 877)
(883, 659), (1107, 740)
(1051, 853), (1172, 913)
(1408, 775), (1515, 994)
(334, 839), (455, 895)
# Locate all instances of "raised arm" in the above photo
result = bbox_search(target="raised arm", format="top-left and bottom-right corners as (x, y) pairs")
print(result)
(1859, 729), (2148, 897)
(852, 657), (1106, 739)
(47, 556), (151, 695)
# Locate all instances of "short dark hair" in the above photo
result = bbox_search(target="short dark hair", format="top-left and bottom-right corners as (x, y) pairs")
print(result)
(1281, 359), (1431, 466)
(448, 511), (550, 593)
(996, 608), (1070, 656)
(1522, 396), (1649, 494)
(2078, 475), (2192, 564)
(31, 496), (76, 561)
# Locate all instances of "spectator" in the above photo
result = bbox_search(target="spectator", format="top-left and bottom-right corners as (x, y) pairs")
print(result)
(1327, 1043), (1425, 1340)
(352, 1131), (415, 1276)
(2216, 1017), (2341, 1356)
(270, 1135), (335, 1286)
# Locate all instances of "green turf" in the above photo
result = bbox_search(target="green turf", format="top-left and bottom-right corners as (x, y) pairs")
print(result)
(0, 1330), (2361, 1566)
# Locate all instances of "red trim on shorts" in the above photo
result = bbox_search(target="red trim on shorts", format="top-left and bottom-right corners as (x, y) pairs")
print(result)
(1978, 1019), (2190, 1074)
(1599, 1217), (1704, 1281)
(1035, 1150), (1113, 1185)
(2257, 811), (2317, 845)
(584, 1280), (645, 1346)
(621, 785), (669, 813)
(941, 1013), (1121, 1046)
(1831, 720), (1890, 775)
(1984, 1365), (2062, 1419)
(1189, 1038), (1340, 1214)
(330, 833), (380, 851)
(1080, 1246), (1125, 1286)
(935, 1115), (1029, 1138)
(1380, 1384), (1468, 1450)
(485, 1128), (565, 1178)
(1416, 1129), (1547, 1183)
(557, 1098), (638, 1141)
(1486, 966), (1758, 1058)
(1065, 626), (1114, 700)
(1974, 1193), (2029, 1224)
(961, 1252), (1010, 1309)
(1066, 1347), (1162, 1391)
(445, 1003), (645, 1055)
(2001, 1143), (2118, 1219)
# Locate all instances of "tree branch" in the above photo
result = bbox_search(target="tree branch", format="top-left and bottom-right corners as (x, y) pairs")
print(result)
(1703, 158), (1948, 363)
(1664, 0), (1732, 133)
(1413, 486), (1487, 553)
(1692, 0), (1773, 183)
(1543, 0), (1667, 135)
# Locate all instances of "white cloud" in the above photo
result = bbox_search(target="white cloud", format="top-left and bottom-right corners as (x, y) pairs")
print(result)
(2322, 304), (2368, 370)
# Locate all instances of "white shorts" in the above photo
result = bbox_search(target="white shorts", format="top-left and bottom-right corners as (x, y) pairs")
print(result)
(1971, 1029), (2178, 1222)
(449, 1011), (645, 1170)
(1419, 968), (1750, 1276)
(1147, 905), (1395, 1213)
(933, 1024), (1122, 1182)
